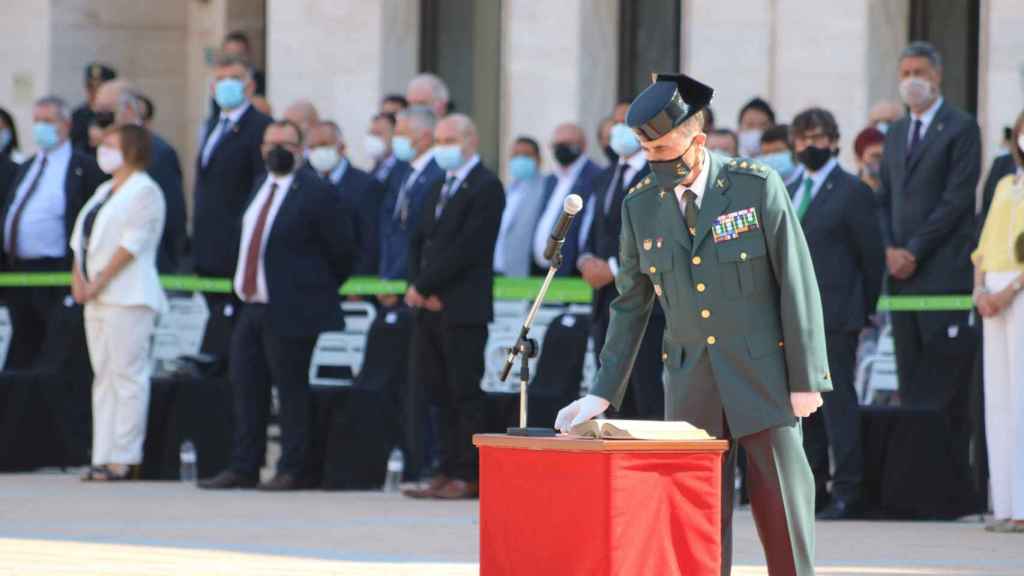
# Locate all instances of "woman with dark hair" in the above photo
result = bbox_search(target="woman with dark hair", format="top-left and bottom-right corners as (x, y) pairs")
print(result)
(0, 107), (21, 199)
(973, 110), (1024, 533)
(71, 124), (166, 481)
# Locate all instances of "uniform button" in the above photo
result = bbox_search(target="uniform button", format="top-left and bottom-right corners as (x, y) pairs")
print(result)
(649, 266), (657, 274)
(706, 336), (717, 345)
(740, 252), (748, 261)
(696, 282), (706, 293)
(778, 340), (785, 348)
(692, 256), (702, 266)
(700, 309), (711, 319)
(661, 352), (668, 362)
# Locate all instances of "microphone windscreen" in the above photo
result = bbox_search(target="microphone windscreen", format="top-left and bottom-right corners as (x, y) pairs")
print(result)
(564, 194), (584, 215)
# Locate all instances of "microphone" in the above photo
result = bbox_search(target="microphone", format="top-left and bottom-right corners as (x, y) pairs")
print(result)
(543, 194), (584, 262)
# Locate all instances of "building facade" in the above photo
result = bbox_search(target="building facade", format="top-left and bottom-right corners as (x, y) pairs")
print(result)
(1, 0), (1021, 217)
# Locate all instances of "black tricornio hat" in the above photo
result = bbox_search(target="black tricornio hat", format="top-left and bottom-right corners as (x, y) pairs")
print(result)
(85, 63), (117, 84)
(627, 73), (714, 141)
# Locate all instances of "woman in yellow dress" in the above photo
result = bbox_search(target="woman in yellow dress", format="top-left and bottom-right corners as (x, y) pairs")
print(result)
(973, 110), (1024, 534)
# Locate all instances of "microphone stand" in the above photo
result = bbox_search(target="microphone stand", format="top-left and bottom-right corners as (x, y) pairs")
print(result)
(500, 252), (562, 437)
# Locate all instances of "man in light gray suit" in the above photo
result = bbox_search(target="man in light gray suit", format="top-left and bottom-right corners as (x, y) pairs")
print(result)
(494, 136), (546, 277)
(876, 41), (981, 407)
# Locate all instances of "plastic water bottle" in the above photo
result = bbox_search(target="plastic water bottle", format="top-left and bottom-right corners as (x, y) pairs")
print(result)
(180, 440), (197, 484)
(384, 447), (404, 492)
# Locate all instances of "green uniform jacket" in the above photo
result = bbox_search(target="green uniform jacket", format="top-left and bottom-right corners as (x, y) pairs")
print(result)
(591, 152), (833, 439)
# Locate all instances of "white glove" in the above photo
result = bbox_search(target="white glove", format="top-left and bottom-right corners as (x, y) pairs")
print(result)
(554, 394), (611, 433)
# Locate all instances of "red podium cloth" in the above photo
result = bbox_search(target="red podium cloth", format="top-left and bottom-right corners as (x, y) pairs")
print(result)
(474, 434), (728, 576)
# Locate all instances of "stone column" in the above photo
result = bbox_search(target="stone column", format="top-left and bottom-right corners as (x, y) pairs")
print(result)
(500, 0), (618, 176)
(0, 1), (52, 154)
(979, 0), (1024, 169)
(265, 0), (419, 170)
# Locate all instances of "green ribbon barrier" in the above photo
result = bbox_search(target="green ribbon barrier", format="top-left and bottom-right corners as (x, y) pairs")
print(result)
(0, 272), (975, 309)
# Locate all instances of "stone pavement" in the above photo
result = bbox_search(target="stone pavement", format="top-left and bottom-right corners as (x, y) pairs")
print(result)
(0, 473), (1021, 575)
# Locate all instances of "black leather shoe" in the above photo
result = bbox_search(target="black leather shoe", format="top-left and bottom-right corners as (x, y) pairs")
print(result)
(258, 473), (303, 491)
(198, 470), (258, 490)
(816, 496), (863, 520)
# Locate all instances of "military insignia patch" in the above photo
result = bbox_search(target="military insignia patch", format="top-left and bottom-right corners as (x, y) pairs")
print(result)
(643, 238), (653, 251)
(712, 208), (759, 243)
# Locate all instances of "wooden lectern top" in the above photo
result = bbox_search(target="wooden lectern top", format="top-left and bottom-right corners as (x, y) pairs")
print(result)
(473, 433), (729, 453)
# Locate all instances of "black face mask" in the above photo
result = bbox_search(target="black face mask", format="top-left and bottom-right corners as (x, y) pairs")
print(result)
(265, 145), (296, 175)
(603, 145), (619, 165)
(797, 146), (833, 172)
(553, 143), (582, 167)
(94, 110), (115, 129)
(649, 142), (697, 191)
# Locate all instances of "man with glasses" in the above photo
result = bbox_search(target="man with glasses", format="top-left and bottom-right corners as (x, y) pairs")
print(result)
(788, 108), (884, 520)
(200, 120), (356, 491)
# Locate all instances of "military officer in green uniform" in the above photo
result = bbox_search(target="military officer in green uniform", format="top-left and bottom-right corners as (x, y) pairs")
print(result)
(555, 74), (831, 576)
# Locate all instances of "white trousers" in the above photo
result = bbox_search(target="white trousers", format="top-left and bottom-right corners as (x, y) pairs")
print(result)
(983, 271), (1024, 521)
(84, 303), (156, 466)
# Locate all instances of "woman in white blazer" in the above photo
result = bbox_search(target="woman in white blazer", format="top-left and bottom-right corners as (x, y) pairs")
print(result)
(70, 124), (166, 481)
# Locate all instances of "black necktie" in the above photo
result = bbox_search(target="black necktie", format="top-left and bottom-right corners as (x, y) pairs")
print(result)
(907, 119), (923, 158)
(435, 176), (457, 218)
(683, 189), (698, 236)
(604, 164), (625, 215)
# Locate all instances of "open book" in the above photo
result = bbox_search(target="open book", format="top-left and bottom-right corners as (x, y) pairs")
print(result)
(569, 419), (712, 441)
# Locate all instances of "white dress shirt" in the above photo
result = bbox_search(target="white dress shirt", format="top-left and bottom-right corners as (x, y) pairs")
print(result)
(533, 154), (588, 268)
(435, 154), (480, 218)
(233, 172), (295, 303)
(907, 96), (943, 146)
(69, 171), (167, 313)
(791, 157), (838, 210)
(4, 140), (73, 259)
(201, 102), (250, 166)
(327, 157), (349, 186)
(674, 148), (712, 214)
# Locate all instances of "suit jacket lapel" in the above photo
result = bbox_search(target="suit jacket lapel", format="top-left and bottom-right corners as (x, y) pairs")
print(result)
(204, 107), (248, 170)
(801, 165), (839, 228)
(266, 176), (301, 249)
(692, 155), (732, 252)
(905, 103), (948, 176)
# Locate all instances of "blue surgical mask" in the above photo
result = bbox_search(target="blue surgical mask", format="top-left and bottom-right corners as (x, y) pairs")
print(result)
(0, 128), (11, 152)
(214, 78), (247, 110)
(392, 136), (416, 162)
(876, 122), (889, 135)
(434, 144), (464, 172)
(609, 123), (640, 157)
(32, 122), (60, 151)
(508, 155), (538, 181)
(756, 151), (796, 179)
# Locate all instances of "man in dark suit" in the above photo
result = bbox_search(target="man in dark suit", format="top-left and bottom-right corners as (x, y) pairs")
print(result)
(788, 108), (884, 519)
(532, 123), (601, 276)
(876, 42), (982, 406)
(193, 53), (273, 279)
(402, 114), (504, 500)
(200, 120), (356, 491)
(70, 63), (116, 155)
(93, 80), (187, 273)
(307, 120), (383, 275)
(576, 113), (663, 419)
(378, 107), (442, 283)
(1, 96), (106, 368)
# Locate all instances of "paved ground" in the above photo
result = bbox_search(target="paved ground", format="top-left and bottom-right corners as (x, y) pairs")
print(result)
(0, 473), (1021, 575)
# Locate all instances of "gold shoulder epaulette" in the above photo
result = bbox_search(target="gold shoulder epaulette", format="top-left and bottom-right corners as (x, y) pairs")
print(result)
(628, 175), (654, 195)
(726, 158), (770, 179)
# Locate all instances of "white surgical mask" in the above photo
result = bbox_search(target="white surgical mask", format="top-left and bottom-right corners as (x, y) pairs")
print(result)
(737, 129), (763, 157)
(1017, 134), (1024, 156)
(308, 145), (341, 174)
(96, 145), (124, 174)
(899, 77), (934, 110)
(364, 135), (387, 160)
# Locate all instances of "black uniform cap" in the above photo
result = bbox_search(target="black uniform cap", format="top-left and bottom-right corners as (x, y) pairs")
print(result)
(626, 73), (714, 142)
(85, 63), (117, 84)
